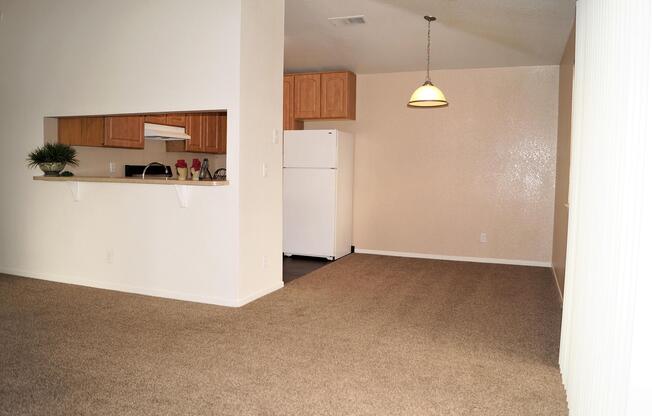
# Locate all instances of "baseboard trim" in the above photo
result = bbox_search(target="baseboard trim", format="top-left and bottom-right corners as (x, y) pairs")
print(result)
(551, 266), (564, 304)
(0, 266), (256, 307)
(353, 248), (552, 268)
(235, 281), (285, 307)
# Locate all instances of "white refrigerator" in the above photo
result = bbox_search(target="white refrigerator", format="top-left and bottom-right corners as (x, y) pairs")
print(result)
(283, 129), (354, 260)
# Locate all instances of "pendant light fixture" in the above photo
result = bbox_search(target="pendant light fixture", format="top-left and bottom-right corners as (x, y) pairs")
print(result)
(408, 16), (448, 107)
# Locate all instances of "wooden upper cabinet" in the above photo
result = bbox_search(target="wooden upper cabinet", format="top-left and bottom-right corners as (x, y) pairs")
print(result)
(294, 74), (321, 119)
(82, 117), (106, 146)
(104, 116), (144, 148)
(285, 71), (356, 124)
(201, 114), (219, 153)
(57, 112), (225, 152)
(58, 117), (105, 147)
(165, 114), (200, 153)
(217, 113), (227, 154)
(283, 75), (294, 129)
(321, 72), (356, 119)
(165, 112), (226, 154)
(201, 113), (227, 154)
(144, 114), (186, 127)
(284, 75), (304, 130)
(184, 114), (203, 152)
(144, 114), (167, 124)
(58, 117), (82, 145)
(165, 114), (186, 127)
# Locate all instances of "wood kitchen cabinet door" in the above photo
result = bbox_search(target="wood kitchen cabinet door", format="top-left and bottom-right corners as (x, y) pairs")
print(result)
(165, 114), (199, 153)
(202, 114), (218, 153)
(165, 112), (227, 154)
(321, 72), (356, 119)
(216, 112), (227, 153)
(184, 113), (203, 152)
(201, 113), (227, 154)
(294, 73), (321, 119)
(283, 75), (304, 130)
(166, 114), (186, 127)
(58, 117), (105, 147)
(58, 117), (82, 146)
(81, 117), (105, 146)
(144, 114), (167, 124)
(145, 114), (186, 127)
(283, 75), (294, 129)
(103, 116), (144, 148)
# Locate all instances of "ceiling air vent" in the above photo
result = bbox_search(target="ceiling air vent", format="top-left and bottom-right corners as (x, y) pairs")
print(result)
(328, 15), (366, 27)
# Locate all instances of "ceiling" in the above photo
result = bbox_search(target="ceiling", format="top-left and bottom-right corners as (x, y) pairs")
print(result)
(284, 0), (576, 74)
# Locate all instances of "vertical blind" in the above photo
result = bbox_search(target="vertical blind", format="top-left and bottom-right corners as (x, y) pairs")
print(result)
(560, 1), (652, 415)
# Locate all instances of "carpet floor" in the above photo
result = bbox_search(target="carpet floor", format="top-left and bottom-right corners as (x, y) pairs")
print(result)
(0, 254), (567, 415)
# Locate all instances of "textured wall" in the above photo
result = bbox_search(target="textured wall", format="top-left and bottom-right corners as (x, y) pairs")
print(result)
(305, 66), (559, 264)
(552, 26), (575, 297)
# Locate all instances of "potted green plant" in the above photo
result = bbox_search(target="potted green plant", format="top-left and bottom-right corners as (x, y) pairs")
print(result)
(27, 143), (79, 176)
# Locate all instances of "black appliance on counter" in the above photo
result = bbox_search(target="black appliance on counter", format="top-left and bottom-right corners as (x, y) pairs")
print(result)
(124, 164), (172, 178)
(214, 168), (227, 181)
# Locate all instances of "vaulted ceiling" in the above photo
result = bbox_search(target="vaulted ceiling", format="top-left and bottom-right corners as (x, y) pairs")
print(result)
(285, 0), (576, 74)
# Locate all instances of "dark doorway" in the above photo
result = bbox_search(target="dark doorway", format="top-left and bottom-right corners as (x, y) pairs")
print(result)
(283, 255), (329, 283)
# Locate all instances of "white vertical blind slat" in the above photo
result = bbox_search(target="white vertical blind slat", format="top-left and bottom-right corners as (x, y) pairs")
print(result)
(560, 1), (652, 415)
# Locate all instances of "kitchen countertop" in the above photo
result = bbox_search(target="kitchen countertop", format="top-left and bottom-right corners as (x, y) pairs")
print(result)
(34, 176), (228, 186)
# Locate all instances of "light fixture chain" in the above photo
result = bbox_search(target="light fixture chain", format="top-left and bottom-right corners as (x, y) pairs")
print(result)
(426, 19), (431, 82)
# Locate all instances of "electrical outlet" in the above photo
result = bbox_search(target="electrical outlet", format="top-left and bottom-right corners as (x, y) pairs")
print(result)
(272, 129), (280, 144)
(106, 249), (114, 264)
(262, 163), (268, 177)
(109, 161), (116, 175)
(480, 232), (488, 243)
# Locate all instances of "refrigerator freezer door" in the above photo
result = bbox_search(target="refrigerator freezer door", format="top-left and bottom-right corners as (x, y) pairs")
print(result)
(283, 168), (336, 258)
(283, 130), (338, 168)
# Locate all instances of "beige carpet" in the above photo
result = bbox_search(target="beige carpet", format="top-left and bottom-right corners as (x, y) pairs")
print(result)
(0, 254), (567, 415)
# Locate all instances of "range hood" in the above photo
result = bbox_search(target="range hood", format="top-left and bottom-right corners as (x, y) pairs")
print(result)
(144, 123), (190, 141)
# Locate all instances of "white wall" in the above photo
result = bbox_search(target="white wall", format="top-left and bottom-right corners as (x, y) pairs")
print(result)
(0, 0), (284, 306)
(237, 0), (285, 301)
(560, 1), (652, 414)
